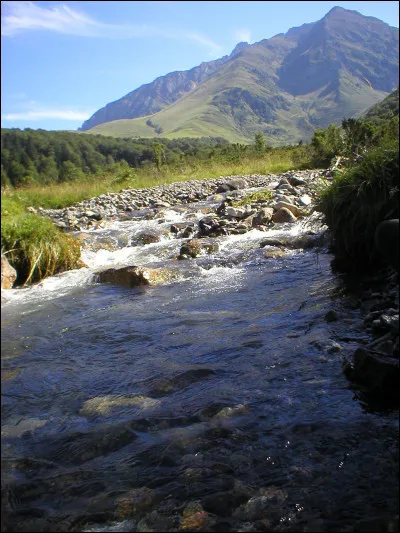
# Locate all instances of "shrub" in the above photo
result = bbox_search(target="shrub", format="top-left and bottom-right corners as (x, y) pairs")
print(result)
(1, 213), (82, 285)
(315, 142), (399, 271)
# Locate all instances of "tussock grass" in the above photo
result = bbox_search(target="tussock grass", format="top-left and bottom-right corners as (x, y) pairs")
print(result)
(232, 189), (273, 207)
(1, 213), (82, 286)
(315, 142), (399, 271)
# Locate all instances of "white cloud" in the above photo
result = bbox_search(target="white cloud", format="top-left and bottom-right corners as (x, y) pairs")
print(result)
(1, 1), (222, 54)
(234, 28), (252, 43)
(1, 108), (94, 121)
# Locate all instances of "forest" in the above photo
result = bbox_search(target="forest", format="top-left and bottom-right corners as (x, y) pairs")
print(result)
(1, 130), (230, 188)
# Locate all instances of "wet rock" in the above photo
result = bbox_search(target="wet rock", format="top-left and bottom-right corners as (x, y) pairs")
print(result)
(79, 394), (160, 416)
(180, 502), (213, 531)
(347, 347), (399, 401)
(178, 238), (219, 259)
(116, 487), (157, 519)
(263, 247), (287, 259)
(259, 238), (285, 248)
(36, 424), (138, 466)
(299, 194), (312, 206)
(1, 254), (17, 289)
(326, 341), (342, 353)
(149, 368), (216, 396)
(133, 230), (163, 245)
(233, 487), (287, 521)
(325, 310), (339, 322)
(137, 510), (176, 532)
(272, 207), (297, 223)
(95, 266), (174, 287)
(198, 216), (221, 236)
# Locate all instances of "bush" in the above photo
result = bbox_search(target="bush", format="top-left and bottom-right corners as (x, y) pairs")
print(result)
(315, 142), (399, 271)
(1, 213), (82, 285)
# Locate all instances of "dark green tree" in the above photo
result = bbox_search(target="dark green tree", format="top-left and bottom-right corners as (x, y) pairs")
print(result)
(254, 132), (266, 153)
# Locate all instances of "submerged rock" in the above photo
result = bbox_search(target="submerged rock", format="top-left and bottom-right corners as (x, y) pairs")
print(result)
(116, 487), (157, 519)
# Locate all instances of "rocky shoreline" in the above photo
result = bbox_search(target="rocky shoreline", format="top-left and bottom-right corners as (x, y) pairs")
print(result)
(36, 170), (323, 232)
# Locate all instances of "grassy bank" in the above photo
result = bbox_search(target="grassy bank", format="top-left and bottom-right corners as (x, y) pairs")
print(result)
(1, 147), (310, 210)
(1, 208), (82, 286)
(315, 140), (399, 272)
(1, 146), (311, 286)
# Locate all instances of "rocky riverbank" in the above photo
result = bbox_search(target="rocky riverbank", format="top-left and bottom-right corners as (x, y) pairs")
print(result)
(37, 170), (323, 232)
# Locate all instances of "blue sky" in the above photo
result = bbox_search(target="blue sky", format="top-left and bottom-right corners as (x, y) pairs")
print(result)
(1, 1), (399, 132)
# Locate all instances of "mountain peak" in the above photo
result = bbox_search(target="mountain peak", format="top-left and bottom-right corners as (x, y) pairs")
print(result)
(230, 41), (250, 57)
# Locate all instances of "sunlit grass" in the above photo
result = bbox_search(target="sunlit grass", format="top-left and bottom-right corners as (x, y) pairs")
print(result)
(1, 149), (310, 211)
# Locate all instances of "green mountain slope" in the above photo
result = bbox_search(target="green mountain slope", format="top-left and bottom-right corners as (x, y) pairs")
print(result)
(361, 88), (399, 123)
(84, 7), (398, 144)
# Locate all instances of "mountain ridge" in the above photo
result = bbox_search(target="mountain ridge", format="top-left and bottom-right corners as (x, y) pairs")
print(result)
(80, 7), (398, 144)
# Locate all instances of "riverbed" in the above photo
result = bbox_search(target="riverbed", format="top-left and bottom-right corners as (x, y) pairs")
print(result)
(1, 175), (398, 532)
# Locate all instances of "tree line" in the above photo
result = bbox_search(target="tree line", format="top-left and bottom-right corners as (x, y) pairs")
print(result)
(2, 105), (398, 190)
(1, 129), (229, 188)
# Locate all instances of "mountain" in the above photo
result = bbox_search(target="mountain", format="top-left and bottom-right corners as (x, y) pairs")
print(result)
(361, 88), (399, 124)
(80, 7), (399, 144)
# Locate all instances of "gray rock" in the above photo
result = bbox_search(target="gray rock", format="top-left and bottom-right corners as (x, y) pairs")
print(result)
(252, 207), (274, 226)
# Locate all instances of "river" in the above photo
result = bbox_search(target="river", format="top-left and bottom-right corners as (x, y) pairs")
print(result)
(1, 184), (398, 532)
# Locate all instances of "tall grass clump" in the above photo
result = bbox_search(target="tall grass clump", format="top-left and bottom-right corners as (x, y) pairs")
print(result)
(1, 211), (82, 286)
(315, 142), (399, 271)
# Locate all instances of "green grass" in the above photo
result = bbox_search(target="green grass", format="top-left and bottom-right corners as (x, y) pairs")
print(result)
(231, 189), (273, 207)
(315, 140), (399, 271)
(1, 212), (82, 286)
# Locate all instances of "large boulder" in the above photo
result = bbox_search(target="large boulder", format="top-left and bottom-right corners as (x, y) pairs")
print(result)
(1, 254), (17, 289)
(95, 265), (173, 287)
(344, 347), (399, 402)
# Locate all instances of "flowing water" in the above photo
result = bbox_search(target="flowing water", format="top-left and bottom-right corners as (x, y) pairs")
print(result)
(1, 192), (398, 532)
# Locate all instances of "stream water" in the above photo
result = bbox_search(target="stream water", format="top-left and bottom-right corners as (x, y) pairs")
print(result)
(1, 190), (399, 532)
